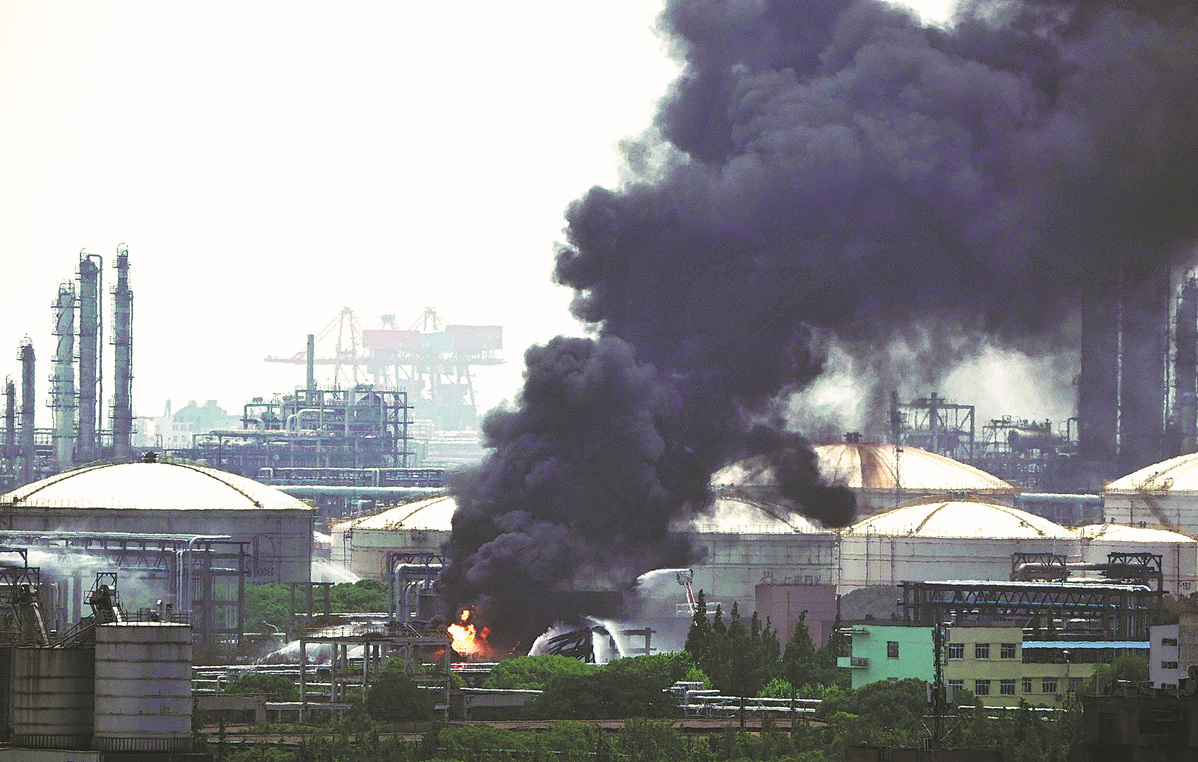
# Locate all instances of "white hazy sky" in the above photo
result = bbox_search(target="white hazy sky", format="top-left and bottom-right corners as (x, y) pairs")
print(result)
(0, 0), (951, 422)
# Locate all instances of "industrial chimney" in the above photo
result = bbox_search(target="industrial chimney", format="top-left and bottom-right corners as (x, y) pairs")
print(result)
(51, 281), (77, 470)
(1119, 269), (1170, 473)
(111, 246), (133, 460)
(1078, 266), (1171, 483)
(1078, 274), (1120, 479)
(4, 378), (14, 461)
(76, 252), (102, 463)
(19, 339), (35, 484)
(1174, 275), (1198, 455)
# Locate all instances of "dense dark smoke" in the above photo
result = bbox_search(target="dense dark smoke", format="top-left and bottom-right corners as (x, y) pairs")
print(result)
(442, 0), (1198, 646)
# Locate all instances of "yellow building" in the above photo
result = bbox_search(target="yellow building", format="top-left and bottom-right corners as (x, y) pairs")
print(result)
(944, 625), (1101, 708)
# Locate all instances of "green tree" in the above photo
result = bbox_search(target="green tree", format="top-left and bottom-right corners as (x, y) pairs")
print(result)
(1086, 653), (1149, 694)
(363, 659), (435, 722)
(223, 672), (298, 700)
(482, 654), (599, 690)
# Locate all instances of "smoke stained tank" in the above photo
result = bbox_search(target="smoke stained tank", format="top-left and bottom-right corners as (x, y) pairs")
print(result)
(92, 622), (192, 753)
(1007, 425), (1056, 453)
(10, 646), (95, 750)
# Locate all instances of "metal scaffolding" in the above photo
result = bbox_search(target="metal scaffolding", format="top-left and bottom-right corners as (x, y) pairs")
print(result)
(901, 579), (1161, 641)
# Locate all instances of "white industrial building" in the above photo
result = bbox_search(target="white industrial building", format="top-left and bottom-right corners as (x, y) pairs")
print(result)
(0, 460), (314, 584)
(1104, 452), (1198, 537)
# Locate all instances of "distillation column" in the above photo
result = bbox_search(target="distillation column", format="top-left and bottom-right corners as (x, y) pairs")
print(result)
(1078, 271), (1121, 481)
(1120, 268), (1170, 473)
(19, 340), (35, 484)
(51, 282), (77, 469)
(1175, 276), (1198, 454)
(4, 379), (13, 462)
(77, 253), (101, 462)
(112, 247), (133, 459)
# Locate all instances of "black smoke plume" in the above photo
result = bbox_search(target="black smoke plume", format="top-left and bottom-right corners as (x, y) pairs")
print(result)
(442, 0), (1198, 646)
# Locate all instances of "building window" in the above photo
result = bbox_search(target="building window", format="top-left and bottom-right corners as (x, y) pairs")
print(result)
(974, 680), (991, 696)
(948, 643), (964, 659)
(1000, 643), (1017, 659)
(975, 643), (990, 659)
(1162, 637), (1178, 646)
(1022, 678), (1033, 693)
(1163, 661), (1179, 670)
(948, 679), (965, 693)
(1042, 678), (1058, 694)
(1068, 678), (1084, 694)
(1000, 679), (1016, 695)
(888, 641), (900, 658)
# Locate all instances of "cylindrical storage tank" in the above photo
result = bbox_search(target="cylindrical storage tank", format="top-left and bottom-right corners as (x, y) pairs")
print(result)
(10, 647), (95, 749)
(93, 623), (192, 753)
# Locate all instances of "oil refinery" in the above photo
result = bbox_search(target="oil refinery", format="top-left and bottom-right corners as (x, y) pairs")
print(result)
(4, 247), (1198, 756)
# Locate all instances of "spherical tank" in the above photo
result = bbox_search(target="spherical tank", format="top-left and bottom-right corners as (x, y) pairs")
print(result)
(92, 623), (192, 753)
(11, 646), (95, 749)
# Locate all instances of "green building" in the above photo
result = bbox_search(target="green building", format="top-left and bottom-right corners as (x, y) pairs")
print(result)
(838, 623), (934, 689)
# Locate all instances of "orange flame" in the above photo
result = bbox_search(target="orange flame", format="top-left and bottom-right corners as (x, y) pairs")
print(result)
(448, 608), (491, 658)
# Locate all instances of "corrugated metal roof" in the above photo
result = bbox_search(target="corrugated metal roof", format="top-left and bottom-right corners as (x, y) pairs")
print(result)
(334, 494), (455, 532)
(1075, 522), (1198, 544)
(844, 499), (1074, 539)
(1105, 452), (1198, 493)
(713, 444), (1014, 492)
(0, 461), (312, 511)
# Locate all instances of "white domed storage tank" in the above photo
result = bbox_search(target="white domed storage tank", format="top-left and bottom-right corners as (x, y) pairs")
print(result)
(684, 494), (838, 615)
(93, 623), (192, 753)
(10, 647), (94, 749)
(1104, 453), (1198, 537)
(837, 499), (1078, 592)
(1075, 522), (1198, 595)
(713, 443), (1017, 519)
(331, 494), (454, 580)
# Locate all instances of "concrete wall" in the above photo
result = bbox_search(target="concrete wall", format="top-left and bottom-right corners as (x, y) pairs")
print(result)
(755, 584), (837, 646)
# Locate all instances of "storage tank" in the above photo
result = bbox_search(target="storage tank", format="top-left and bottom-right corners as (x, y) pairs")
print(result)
(10, 647), (95, 750)
(92, 622), (192, 753)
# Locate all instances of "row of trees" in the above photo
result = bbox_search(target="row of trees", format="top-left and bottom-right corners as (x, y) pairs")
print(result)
(684, 592), (846, 700)
(209, 680), (1085, 762)
(244, 580), (390, 632)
